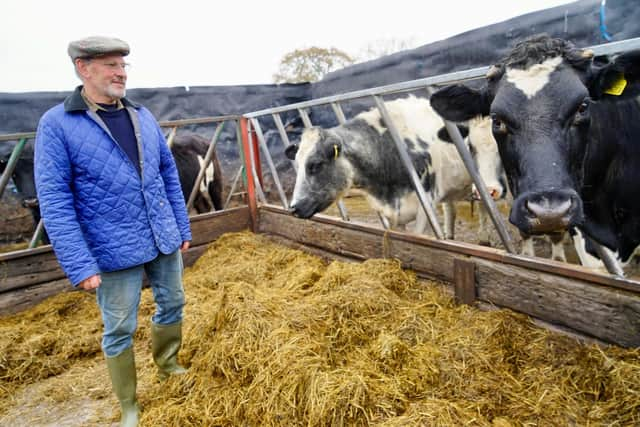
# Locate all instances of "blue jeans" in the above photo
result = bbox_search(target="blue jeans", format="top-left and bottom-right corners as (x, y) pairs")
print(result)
(96, 250), (185, 357)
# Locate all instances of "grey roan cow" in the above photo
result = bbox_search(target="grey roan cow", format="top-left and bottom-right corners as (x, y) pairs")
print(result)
(284, 95), (506, 243)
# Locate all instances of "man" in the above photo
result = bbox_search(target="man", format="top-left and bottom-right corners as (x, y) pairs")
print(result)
(34, 36), (191, 427)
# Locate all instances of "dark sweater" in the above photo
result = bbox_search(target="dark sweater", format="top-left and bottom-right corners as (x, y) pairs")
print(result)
(97, 104), (140, 175)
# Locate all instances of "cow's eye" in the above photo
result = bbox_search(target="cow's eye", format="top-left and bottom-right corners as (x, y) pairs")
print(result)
(577, 101), (589, 114)
(307, 161), (323, 175)
(491, 114), (508, 134)
(573, 99), (591, 126)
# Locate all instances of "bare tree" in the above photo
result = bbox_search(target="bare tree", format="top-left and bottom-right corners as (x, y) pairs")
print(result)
(273, 47), (355, 84)
(355, 37), (420, 63)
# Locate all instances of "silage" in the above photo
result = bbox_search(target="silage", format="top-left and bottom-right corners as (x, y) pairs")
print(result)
(0, 290), (102, 413)
(139, 232), (640, 426)
(1, 231), (639, 426)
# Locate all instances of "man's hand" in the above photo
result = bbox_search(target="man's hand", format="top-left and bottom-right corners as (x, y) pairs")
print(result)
(78, 274), (101, 290)
(180, 241), (190, 253)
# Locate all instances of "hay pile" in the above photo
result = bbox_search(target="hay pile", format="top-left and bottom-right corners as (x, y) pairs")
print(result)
(1, 231), (639, 426)
(0, 290), (102, 411)
(141, 232), (640, 426)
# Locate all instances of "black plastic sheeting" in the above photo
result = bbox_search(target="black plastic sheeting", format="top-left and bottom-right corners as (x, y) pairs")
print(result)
(310, 0), (640, 123)
(1, 0), (638, 194)
(0, 84), (310, 172)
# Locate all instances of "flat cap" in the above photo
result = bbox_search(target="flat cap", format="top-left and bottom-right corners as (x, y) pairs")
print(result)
(67, 36), (130, 61)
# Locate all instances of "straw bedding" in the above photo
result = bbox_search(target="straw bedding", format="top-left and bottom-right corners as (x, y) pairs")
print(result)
(1, 231), (639, 426)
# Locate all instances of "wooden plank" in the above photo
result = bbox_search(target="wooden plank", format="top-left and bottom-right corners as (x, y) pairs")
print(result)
(0, 206), (250, 292)
(182, 245), (209, 268)
(454, 259), (476, 305)
(257, 206), (640, 347)
(259, 208), (477, 283)
(259, 209), (384, 257)
(259, 204), (640, 293)
(188, 206), (251, 246)
(0, 278), (72, 317)
(0, 245), (213, 317)
(0, 244), (53, 262)
(474, 258), (640, 347)
(0, 207), (249, 316)
(0, 251), (67, 292)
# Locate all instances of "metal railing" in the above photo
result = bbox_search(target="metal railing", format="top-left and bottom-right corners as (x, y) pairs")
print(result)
(241, 36), (640, 275)
(0, 115), (247, 249)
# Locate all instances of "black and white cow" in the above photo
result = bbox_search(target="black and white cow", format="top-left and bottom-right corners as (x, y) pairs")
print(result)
(285, 95), (506, 242)
(430, 34), (640, 269)
(170, 134), (224, 215)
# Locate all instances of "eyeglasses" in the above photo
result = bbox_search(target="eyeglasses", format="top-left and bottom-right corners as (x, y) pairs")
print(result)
(96, 61), (131, 71)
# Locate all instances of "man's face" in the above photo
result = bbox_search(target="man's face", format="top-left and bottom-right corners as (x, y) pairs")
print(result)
(79, 54), (128, 101)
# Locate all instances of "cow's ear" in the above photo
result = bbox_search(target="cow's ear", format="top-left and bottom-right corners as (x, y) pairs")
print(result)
(588, 50), (640, 99)
(430, 85), (491, 122)
(437, 125), (469, 143)
(565, 47), (594, 72)
(285, 143), (299, 160)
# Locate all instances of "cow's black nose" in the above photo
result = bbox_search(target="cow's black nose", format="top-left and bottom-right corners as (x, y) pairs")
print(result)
(510, 189), (582, 234)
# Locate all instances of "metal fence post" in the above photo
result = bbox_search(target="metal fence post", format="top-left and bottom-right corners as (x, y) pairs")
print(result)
(186, 121), (226, 211)
(239, 118), (259, 231)
(0, 138), (28, 199)
(249, 118), (289, 209)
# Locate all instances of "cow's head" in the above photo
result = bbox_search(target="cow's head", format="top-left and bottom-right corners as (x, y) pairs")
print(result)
(285, 127), (352, 218)
(431, 34), (640, 236)
(436, 116), (507, 201)
(467, 116), (507, 201)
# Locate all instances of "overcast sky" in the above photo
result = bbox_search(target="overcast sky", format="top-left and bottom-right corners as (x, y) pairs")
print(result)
(2, 0), (574, 93)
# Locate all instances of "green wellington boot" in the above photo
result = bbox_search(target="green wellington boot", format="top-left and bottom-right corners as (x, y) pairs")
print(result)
(151, 321), (188, 381)
(105, 347), (140, 427)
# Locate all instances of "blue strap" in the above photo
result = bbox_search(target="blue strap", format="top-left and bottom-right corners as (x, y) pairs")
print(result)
(600, 0), (613, 42)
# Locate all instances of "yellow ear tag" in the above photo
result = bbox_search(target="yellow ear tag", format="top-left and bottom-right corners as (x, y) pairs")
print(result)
(333, 144), (339, 159)
(604, 75), (627, 96)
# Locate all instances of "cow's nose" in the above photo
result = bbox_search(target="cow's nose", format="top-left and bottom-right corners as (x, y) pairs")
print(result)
(526, 197), (571, 219)
(472, 186), (503, 201)
(510, 190), (582, 234)
(488, 187), (502, 200)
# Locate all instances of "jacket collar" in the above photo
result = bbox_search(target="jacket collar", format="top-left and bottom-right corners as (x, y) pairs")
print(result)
(64, 85), (140, 112)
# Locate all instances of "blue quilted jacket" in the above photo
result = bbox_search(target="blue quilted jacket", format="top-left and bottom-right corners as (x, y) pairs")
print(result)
(34, 87), (192, 286)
